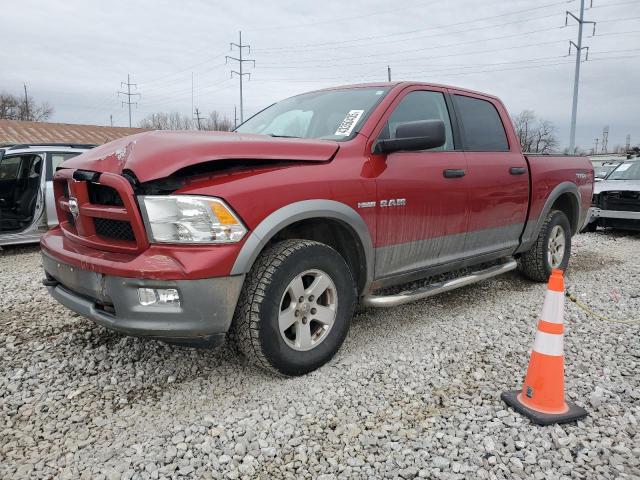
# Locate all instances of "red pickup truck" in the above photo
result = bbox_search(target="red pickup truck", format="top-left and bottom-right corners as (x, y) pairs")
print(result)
(41, 82), (593, 376)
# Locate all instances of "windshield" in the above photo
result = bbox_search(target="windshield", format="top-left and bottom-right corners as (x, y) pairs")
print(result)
(607, 161), (640, 181)
(236, 87), (389, 141)
(594, 164), (619, 179)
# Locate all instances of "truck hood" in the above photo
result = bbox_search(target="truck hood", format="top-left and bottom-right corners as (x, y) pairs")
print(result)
(594, 179), (640, 194)
(61, 130), (340, 182)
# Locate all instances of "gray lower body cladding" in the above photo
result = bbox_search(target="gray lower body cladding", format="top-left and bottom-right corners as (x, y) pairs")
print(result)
(374, 223), (523, 279)
(42, 251), (245, 343)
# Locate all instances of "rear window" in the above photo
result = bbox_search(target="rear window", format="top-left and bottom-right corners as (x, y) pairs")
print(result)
(453, 95), (509, 151)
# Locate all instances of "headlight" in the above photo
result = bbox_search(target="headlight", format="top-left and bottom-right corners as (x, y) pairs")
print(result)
(138, 195), (247, 244)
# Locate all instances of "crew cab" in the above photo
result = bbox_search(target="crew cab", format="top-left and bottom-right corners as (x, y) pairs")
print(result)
(41, 82), (593, 376)
(0, 143), (94, 246)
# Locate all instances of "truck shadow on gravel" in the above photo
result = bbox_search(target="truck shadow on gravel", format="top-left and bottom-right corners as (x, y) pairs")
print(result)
(569, 250), (623, 272)
(36, 317), (252, 414)
(0, 244), (41, 256)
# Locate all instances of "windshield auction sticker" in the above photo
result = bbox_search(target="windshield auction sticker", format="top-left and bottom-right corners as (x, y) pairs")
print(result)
(335, 110), (365, 136)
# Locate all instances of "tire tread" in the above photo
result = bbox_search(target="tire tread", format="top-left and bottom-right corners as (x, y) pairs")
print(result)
(230, 239), (330, 376)
(518, 209), (569, 282)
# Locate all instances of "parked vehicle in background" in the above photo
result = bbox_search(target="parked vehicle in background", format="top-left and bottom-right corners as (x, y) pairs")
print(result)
(584, 159), (640, 232)
(593, 162), (622, 180)
(40, 82), (593, 376)
(0, 144), (94, 246)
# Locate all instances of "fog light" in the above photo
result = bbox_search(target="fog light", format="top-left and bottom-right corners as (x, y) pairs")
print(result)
(137, 288), (180, 307)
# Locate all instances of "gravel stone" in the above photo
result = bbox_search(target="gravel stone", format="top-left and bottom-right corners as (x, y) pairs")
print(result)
(0, 231), (639, 479)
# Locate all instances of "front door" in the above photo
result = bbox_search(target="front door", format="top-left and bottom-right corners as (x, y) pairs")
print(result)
(370, 88), (469, 279)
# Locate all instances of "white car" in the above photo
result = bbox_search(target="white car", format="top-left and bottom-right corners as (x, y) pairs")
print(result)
(0, 143), (94, 246)
(584, 159), (640, 232)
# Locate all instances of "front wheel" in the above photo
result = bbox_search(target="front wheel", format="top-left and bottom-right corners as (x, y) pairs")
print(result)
(230, 239), (356, 376)
(518, 209), (572, 282)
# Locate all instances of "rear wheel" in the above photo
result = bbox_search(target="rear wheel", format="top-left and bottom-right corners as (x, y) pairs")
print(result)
(518, 209), (572, 282)
(230, 239), (356, 376)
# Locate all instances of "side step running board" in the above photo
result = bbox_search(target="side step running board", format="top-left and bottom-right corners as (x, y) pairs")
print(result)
(361, 258), (518, 308)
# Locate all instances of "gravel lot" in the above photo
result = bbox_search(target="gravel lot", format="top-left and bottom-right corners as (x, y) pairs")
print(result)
(1, 231), (639, 479)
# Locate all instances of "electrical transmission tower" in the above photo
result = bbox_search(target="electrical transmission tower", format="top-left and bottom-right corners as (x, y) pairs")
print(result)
(601, 126), (609, 154)
(118, 74), (141, 128)
(226, 31), (255, 124)
(566, 0), (596, 153)
(593, 138), (599, 154)
(625, 134), (631, 151)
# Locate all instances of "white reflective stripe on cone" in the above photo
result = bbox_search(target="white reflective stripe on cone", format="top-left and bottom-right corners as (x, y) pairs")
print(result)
(532, 331), (564, 356)
(540, 290), (565, 324)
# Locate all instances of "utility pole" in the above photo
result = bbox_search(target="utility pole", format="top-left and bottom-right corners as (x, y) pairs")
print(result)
(387, 66), (391, 82)
(566, 0), (596, 153)
(118, 74), (141, 128)
(226, 31), (255, 124)
(193, 107), (205, 130)
(191, 72), (194, 126)
(234, 105), (239, 129)
(22, 83), (30, 120)
(110, 114), (113, 127)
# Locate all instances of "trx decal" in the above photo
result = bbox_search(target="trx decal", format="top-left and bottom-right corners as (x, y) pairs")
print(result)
(357, 201), (376, 209)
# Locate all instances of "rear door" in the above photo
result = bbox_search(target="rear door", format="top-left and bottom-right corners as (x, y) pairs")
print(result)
(370, 87), (469, 279)
(450, 92), (529, 258)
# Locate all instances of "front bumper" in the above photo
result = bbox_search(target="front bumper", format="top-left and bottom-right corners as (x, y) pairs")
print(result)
(586, 207), (640, 222)
(42, 251), (245, 343)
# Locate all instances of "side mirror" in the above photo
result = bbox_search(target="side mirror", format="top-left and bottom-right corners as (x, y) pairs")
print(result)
(373, 119), (446, 154)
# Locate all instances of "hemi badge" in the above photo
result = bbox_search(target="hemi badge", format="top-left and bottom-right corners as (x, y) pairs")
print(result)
(357, 201), (376, 209)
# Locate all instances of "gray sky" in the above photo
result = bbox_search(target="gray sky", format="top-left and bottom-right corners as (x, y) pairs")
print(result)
(3, 0), (639, 150)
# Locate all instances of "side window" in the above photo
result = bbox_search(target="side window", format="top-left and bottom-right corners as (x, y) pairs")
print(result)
(453, 95), (509, 151)
(47, 152), (81, 180)
(0, 156), (22, 180)
(381, 91), (454, 151)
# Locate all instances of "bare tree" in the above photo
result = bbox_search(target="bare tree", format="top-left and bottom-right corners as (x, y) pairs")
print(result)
(511, 110), (559, 154)
(139, 110), (233, 131)
(0, 90), (53, 122)
(202, 111), (233, 132)
(138, 112), (193, 130)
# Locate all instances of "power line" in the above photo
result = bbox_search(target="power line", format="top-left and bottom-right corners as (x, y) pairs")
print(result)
(245, 0), (445, 33)
(226, 31), (255, 124)
(118, 74), (141, 128)
(252, 0), (570, 45)
(567, 0), (596, 153)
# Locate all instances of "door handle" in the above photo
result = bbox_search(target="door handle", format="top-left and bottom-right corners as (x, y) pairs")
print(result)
(510, 167), (527, 175)
(443, 169), (466, 178)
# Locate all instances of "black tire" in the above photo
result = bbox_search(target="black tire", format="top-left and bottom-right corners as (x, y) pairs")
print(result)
(518, 209), (572, 282)
(230, 239), (356, 376)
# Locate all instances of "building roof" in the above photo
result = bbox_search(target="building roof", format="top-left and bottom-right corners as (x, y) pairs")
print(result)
(0, 119), (150, 146)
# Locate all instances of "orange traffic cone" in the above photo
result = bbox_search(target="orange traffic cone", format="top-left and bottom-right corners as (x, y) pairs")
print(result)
(501, 269), (587, 425)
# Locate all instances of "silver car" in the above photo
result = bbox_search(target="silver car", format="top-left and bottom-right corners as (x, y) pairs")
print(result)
(0, 144), (93, 246)
(584, 160), (640, 231)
